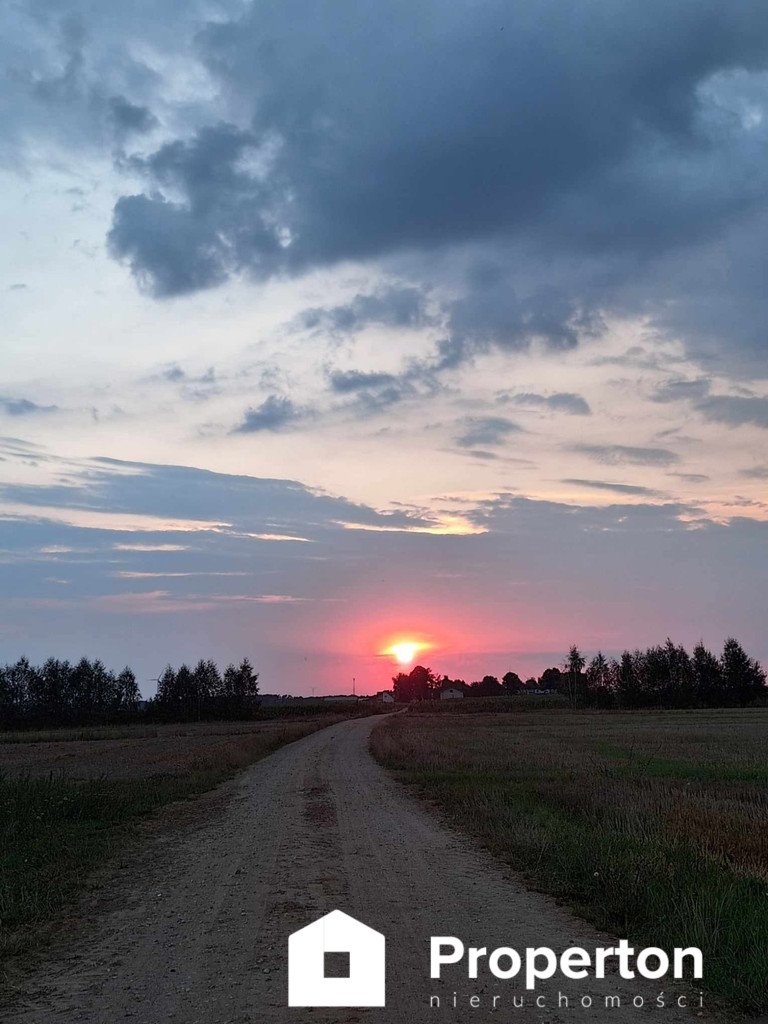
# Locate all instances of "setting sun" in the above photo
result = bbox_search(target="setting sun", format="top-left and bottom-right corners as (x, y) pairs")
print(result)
(382, 640), (430, 665)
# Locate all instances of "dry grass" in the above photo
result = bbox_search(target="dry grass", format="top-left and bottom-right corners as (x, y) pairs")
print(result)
(0, 717), (349, 779)
(371, 708), (768, 1013)
(0, 716), (339, 975)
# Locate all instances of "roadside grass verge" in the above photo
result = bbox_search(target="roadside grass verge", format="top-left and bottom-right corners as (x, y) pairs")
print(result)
(370, 710), (768, 1014)
(0, 718), (334, 976)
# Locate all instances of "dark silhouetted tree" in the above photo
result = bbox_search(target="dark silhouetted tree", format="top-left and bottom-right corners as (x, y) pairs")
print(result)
(392, 665), (440, 701)
(721, 638), (766, 705)
(471, 675), (502, 696)
(502, 671), (523, 694)
(564, 646), (586, 705)
(538, 667), (562, 691)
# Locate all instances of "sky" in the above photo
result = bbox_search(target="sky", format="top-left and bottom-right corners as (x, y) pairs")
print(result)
(1, 0), (767, 696)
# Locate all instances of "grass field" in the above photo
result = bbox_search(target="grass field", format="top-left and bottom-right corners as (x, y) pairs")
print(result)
(371, 708), (768, 1014)
(0, 715), (348, 975)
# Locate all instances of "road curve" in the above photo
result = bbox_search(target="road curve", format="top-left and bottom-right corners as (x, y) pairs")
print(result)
(6, 715), (707, 1023)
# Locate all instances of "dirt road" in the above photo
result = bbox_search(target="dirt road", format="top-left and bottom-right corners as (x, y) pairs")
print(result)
(6, 715), (707, 1023)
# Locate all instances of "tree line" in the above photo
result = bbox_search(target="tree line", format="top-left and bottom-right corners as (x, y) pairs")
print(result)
(394, 637), (766, 708)
(0, 657), (140, 728)
(0, 656), (260, 729)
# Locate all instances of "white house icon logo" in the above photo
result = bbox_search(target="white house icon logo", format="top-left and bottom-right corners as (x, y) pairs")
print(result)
(287, 909), (386, 1007)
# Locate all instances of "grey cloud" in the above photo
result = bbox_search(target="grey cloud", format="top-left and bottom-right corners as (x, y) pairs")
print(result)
(651, 378), (711, 403)
(0, 396), (57, 417)
(107, 95), (157, 137)
(0, 450), (439, 538)
(109, 192), (232, 296)
(740, 466), (768, 479)
(501, 391), (591, 415)
(572, 444), (679, 467)
(456, 416), (522, 448)
(328, 370), (398, 394)
(148, 363), (217, 393)
(342, 380), (421, 417)
(2, 447), (768, 687)
(443, 271), (605, 363)
(99, 1), (768, 375)
(671, 472), (711, 483)
(695, 395), (768, 428)
(302, 287), (431, 334)
(233, 395), (300, 433)
(156, 363), (185, 383)
(1, 7), (170, 168)
(561, 479), (663, 497)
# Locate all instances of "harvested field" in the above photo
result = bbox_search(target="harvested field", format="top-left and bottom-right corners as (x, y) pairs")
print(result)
(0, 718), (349, 779)
(371, 707), (768, 1013)
(0, 715), (343, 971)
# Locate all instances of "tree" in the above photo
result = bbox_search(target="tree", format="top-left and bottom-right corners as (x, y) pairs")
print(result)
(721, 638), (766, 705)
(391, 671), (412, 702)
(502, 671), (523, 694)
(410, 665), (440, 700)
(391, 665), (440, 702)
(193, 659), (222, 716)
(615, 650), (641, 707)
(563, 646), (586, 705)
(538, 667), (562, 691)
(0, 658), (31, 727)
(472, 675), (502, 696)
(117, 667), (141, 713)
(222, 658), (260, 716)
(585, 652), (615, 706)
(692, 642), (723, 706)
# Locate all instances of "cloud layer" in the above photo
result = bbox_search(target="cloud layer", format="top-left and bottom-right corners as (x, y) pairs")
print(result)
(91, 1), (768, 373)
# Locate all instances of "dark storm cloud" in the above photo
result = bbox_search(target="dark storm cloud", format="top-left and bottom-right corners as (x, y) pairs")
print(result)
(572, 444), (679, 467)
(100, 0), (768, 373)
(561, 479), (663, 497)
(501, 392), (591, 415)
(232, 395), (300, 433)
(456, 417), (522, 449)
(0, 396), (57, 416)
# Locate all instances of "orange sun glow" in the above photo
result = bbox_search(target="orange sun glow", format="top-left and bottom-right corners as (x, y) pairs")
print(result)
(382, 640), (430, 665)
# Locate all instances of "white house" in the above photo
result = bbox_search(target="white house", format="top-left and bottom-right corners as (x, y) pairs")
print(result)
(288, 909), (386, 1008)
(440, 685), (464, 700)
(378, 691), (395, 703)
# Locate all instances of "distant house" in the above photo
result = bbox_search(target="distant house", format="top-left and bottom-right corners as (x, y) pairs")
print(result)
(439, 684), (464, 700)
(322, 694), (359, 703)
(378, 691), (395, 703)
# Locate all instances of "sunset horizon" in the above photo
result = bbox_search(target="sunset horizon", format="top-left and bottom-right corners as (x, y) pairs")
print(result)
(2, 1), (767, 699)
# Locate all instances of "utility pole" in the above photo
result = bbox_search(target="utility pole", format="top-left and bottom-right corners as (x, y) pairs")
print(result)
(352, 676), (356, 697)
